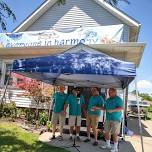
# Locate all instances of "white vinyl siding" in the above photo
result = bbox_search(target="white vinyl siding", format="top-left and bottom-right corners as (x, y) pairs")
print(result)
(27, 0), (129, 42)
(0, 88), (50, 109)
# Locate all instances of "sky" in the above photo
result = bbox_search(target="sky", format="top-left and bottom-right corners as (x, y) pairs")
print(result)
(1, 0), (152, 94)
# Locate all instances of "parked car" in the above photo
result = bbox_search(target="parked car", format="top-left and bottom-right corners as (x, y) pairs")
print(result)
(127, 100), (150, 120)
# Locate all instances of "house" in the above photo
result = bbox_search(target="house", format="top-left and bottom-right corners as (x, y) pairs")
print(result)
(0, 0), (145, 109)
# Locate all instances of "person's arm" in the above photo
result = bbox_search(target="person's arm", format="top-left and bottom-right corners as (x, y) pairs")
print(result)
(108, 97), (124, 113)
(63, 95), (70, 115)
(81, 96), (87, 117)
(91, 96), (105, 111)
(108, 107), (123, 113)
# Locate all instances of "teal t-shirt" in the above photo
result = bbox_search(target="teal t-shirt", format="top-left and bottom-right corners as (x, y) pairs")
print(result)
(66, 95), (85, 116)
(105, 96), (123, 122)
(87, 95), (104, 116)
(52, 92), (67, 113)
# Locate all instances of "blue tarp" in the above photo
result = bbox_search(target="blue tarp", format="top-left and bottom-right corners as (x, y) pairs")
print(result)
(12, 44), (136, 88)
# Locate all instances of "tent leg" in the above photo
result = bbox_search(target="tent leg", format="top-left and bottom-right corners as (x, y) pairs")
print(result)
(48, 85), (55, 121)
(135, 77), (144, 152)
(121, 89), (126, 140)
(0, 71), (11, 106)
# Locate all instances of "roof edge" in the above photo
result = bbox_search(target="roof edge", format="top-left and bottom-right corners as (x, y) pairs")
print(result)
(13, 0), (141, 33)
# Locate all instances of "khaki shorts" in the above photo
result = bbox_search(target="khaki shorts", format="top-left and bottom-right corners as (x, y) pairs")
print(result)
(51, 112), (65, 126)
(86, 114), (99, 128)
(104, 120), (121, 134)
(69, 116), (81, 126)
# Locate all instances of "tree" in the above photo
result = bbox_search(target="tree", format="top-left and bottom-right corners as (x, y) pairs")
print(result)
(12, 73), (53, 120)
(104, 0), (130, 6)
(0, 1), (16, 31)
(58, 0), (66, 5)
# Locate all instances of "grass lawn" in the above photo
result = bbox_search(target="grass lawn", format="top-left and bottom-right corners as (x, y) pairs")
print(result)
(0, 122), (69, 152)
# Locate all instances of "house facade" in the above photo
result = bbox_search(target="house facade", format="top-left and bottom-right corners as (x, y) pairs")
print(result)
(0, 0), (145, 108)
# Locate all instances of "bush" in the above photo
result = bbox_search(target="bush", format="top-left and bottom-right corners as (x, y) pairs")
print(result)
(47, 121), (52, 131)
(0, 102), (17, 120)
(39, 112), (48, 126)
(148, 105), (152, 112)
(16, 108), (26, 118)
(25, 108), (36, 124)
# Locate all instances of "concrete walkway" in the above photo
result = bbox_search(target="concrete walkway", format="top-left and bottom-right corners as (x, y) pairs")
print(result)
(39, 132), (136, 152)
(39, 118), (152, 152)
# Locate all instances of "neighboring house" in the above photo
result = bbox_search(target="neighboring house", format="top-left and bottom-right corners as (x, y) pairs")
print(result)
(0, 0), (145, 109)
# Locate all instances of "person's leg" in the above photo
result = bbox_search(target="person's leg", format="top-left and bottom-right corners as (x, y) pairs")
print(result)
(100, 120), (111, 149)
(111, 121), (121, 152)
(69, 116), (75, 139)
(51, 112), (59, 139)
(84, 115), (91, 142)
(76, 116), (81, 136)
(91, 116), (99, 146)
(76, 116), (81, 140)
(59, 113), (66, 137)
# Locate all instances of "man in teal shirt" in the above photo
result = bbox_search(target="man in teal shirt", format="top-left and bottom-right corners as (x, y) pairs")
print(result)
(51, 86), (67, 140)
(92, 88), (123, 152)
(102, 88), (123, 152)
(84, 87), (104, 146)
(64, 88), (85, 141)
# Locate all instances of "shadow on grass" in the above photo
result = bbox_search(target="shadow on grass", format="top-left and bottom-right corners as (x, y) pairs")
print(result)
(0, 125), (68, 152)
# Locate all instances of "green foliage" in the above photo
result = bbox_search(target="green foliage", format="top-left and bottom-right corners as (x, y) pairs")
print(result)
(39, 112), (48, 126)
(148, 105), (152, 112)
(57, 0), (66, 5)
(104, 0), (130, 6)
(24, 108), (36, 124)
(0, 102), (17, 119)
(0, 1), (16, 31)
(140, 93), (152, 102)
(47, 121), (52, 130)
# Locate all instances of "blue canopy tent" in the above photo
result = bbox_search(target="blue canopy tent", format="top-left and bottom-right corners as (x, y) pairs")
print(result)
(10, 44), (146, 151)
(11, 43), (137, 142)
(12, 44), (136, 89)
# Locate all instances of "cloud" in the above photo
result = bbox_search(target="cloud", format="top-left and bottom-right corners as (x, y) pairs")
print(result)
(134, 80), (152, 94)
(137, 80), (152, 89)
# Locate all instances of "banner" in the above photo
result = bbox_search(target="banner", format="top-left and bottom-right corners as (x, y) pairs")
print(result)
(0, 24), (123, 48)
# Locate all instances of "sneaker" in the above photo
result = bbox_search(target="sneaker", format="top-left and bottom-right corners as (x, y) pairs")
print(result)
(111, 148), (118, 152)
(84, 138), (91, 142)
(100, 144), (112, 149)
(93, 141), (98, 146)
(76, 136), (81, 141)
(50, 135), (55, 140)
(58, 135), (63, 141)
(69, 136), (73, 141)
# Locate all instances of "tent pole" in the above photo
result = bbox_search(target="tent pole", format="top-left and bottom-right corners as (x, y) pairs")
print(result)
(48, 85), (55, 121)
(135, 77), (144, 152)
(0, 70), (11, 106)
(121, 88), (126, 140)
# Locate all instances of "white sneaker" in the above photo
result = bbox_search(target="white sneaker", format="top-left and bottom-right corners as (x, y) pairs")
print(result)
(110, 148), (118, 152)
(100, 144), (112, 149)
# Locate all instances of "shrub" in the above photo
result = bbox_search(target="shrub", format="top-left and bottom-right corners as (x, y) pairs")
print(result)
(148, 105), (152, 112)
(0, 102), (17, 120)
(47, 121), (52, 131)
(39, 112), (48, 126)
(25, 108), (36, 124)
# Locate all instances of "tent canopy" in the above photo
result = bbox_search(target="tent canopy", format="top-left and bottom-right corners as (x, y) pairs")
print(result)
(12, 44), (136, 89)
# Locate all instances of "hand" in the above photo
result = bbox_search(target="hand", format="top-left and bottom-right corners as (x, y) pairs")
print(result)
(84, 111), (87, 118)
(91, 106), (98, 111)
(61, 110), (66, 115)
(108, 109), (114, 113)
